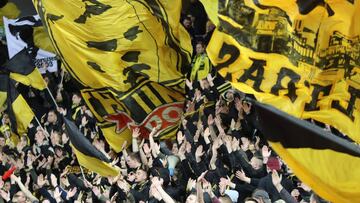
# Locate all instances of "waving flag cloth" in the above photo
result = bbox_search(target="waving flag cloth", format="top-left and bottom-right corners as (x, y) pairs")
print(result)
(0, 74), (35, 136)
(200, 0), (360, 202)
(3, 15), (58, 74)
(64, 118), (120, 177)
(2, 48), (47, 90)
(33, 0), (192, 152)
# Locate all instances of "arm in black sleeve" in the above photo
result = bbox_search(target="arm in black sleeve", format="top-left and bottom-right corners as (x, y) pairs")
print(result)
(279, 188), (297, 203)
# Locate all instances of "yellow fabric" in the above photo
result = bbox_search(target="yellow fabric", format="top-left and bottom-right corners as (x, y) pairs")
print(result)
(33, 0), (192, 90)
(10, 68), (47, 90)
(12, 94), (34, 135)
(201, 1), (360, 202)
(202, 0), (360, 143)
(0, 3), (20, 25)
(0, 92), (6, 107)
(270, 142), (360, 203)
(81, 81), (184, 152)
(190, 54), (212, 81)
(33, 26), (55, 53)
(71, 144), (120, 177)
(33, 0), (192, 150)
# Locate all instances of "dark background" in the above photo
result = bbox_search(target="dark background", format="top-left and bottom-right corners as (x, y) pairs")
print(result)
(10, 0), (36, 17)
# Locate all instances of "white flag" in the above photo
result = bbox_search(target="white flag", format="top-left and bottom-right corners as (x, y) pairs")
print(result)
(3, 15), (58, 74)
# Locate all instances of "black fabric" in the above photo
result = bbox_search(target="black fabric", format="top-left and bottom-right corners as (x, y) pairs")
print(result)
(63, 118), (111, 162)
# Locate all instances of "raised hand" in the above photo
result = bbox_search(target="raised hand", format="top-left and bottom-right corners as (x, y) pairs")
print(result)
(54, 187), (62, 200)
(235, 170), (248, 182)
(242, 101), (251, 115)
(132, 128), (141, 139)
(50, 174), (58, 187)
(271, 170), (282, 187)
(207, 114), (215, 126)
(177, 131), (185, 145)
(195, 145), (204, 162)
(66, 187), (77, 200)
(262, 145), (272, 159)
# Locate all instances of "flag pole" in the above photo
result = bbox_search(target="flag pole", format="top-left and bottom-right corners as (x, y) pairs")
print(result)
(46, 86), (59, 109)
(79, 165), (87, 181)
(34, 116), (50, 141)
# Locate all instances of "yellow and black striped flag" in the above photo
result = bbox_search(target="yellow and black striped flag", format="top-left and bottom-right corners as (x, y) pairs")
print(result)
(3, 48), (46, 90)
(0, 74), (35, 136)
(200, 0), (360, 202)
(64, 118), (119, 177)
(33, 0), (193, 151)
(253, 100), (360, 203)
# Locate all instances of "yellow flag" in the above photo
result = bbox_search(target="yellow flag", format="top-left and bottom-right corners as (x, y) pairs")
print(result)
(10, 68), (47, 90)
(0, 2), (20, 26)
(201, 0), (360, 142)
(64, 118), (120, 177)
(201, 0), (360, 202)
(33, 0), (192, 150)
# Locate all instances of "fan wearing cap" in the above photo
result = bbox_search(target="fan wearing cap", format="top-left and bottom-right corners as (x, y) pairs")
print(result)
(256, 157), (294, 202)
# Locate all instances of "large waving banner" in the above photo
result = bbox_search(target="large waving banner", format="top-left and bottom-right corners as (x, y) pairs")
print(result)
(201, 0), (360, 202)
(202, 0), (360, 143)
(33, 0), (192, 151)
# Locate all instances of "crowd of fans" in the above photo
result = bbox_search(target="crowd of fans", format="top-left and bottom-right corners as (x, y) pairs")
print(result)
(0, 1), (328, 203)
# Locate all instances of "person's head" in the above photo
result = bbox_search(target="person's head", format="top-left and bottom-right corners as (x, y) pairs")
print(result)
(54, 146), (64, 157)
(206, 20), (216, 33)
(266, 157), (281, 173)
(219, 194), (233, 203)
(250, 156), (263, 170)
(4, 180), (11, 191)
(252, 189), (271, 203)
(12, 191), (26, 203)
(182, 17), (192, 29)
(2, 114), (10, 125)
(201, 78), (210, 89)
(126, 152), (141, 169)
(47, 110), (58, 124)
(35, 129), (45, 145)
(50, 130), (61, 146)
(135, 168), (148, 183)
(185, 193), (197, 203)
(244, 197), (260, 203)
(72, 93), (82, 106)
(225, 90), (234, 102)
(195, 41), (205, 55)
(0, 134), (5, 147)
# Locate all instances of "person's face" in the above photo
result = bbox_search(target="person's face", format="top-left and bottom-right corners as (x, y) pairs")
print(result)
(4, 181), (10, 191)
(226, 92), (234, 102)
(35, 130), (45, 144)
(135, 169), (147, 183)
(250, 157), (262, 170)
(51, 132), (60, 146)
(3, 114), (10, 124)
(126, 157), (138, 169)
(72, 94), (82, 105)
(47, 112), (57, 124)
(172, 144), (179, 154)
(55, 148), (63, 157)
(185, 194), (197, 203)
(13, 191), (26, 203)
(196, 43), (205, 55)
(249, 144), (255, 152)
(183, 19), (192, 29)
(0, 137), (5, 147)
